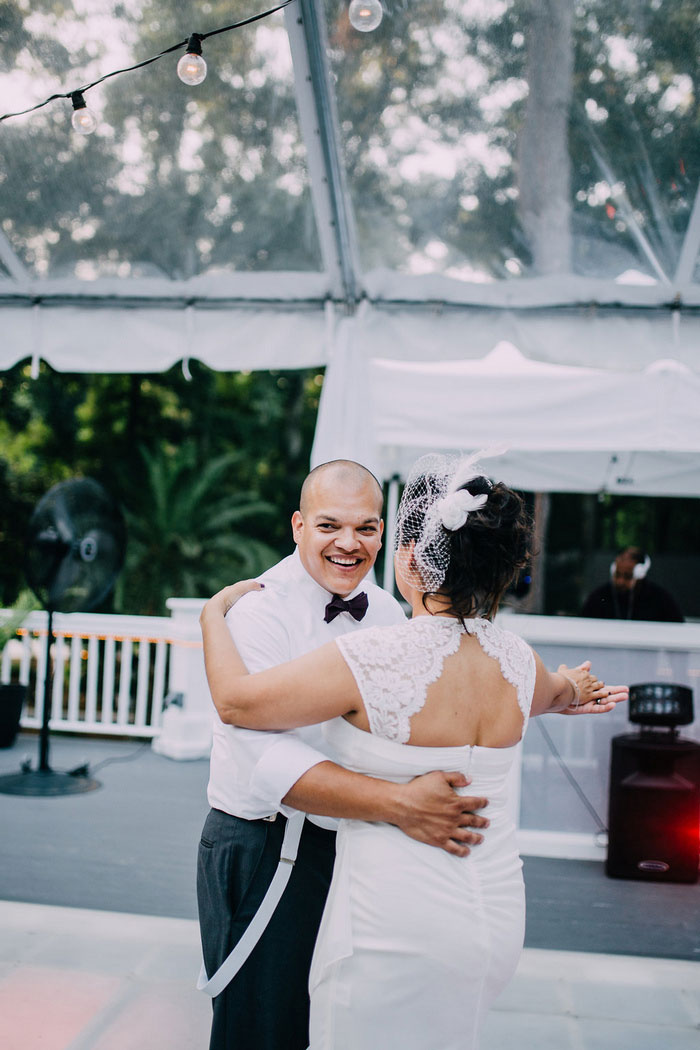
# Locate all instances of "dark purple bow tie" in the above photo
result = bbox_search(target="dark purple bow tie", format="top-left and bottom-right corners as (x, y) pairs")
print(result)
(324, 592), (369, 624)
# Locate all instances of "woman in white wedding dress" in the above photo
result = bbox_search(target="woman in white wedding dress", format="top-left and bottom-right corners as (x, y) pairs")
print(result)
(200, 453), (627, 1050)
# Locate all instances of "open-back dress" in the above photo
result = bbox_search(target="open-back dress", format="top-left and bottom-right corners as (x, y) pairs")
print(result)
(307, 615), (536, 1050)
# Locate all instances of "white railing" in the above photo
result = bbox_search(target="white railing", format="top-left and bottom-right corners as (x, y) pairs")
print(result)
(3, 606), (700, 860)
(0, 610), (201, 738)
(499, 613), (700, 859)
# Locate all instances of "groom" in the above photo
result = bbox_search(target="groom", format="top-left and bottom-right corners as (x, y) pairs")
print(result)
(197, 460), (490, 1050)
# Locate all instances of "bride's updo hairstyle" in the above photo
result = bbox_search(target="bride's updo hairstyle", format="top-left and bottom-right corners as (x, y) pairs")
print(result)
(440, 477), (531, 620)
(395, 453), (532, 621)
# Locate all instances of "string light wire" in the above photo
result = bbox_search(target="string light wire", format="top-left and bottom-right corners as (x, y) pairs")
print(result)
(0, 0), (296, 124)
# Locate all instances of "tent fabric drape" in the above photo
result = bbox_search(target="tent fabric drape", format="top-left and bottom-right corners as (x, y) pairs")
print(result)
(369, 348), (700, 454)
(4, 293), (700, 375)
(4, 292), (700, 498)
(0, 305), (329, 374)
(311, 310), (700, 497)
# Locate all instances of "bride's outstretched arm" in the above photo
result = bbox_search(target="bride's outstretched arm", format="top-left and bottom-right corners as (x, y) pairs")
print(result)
(530, 653), (628, 717)
(200, 581), (363, 730)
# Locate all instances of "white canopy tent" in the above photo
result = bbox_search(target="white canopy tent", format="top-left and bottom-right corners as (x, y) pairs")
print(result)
(311, 335), (700, 587)
(3, 0), (700, 539)
(312, 338), (700, 495)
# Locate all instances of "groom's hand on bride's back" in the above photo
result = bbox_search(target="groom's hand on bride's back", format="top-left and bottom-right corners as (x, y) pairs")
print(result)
(395, 771), (489, 857)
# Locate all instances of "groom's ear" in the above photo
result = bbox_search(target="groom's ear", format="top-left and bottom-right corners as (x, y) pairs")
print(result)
(291, 510), (303, 544)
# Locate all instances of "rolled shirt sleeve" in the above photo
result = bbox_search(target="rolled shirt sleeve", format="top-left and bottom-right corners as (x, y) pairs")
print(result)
(249, 732), (335, 812)
(207, 587), (333, 817)
(205, 551), (407, 824)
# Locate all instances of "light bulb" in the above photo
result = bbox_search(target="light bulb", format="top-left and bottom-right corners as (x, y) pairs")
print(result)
(70, 91), (97, 135)
(349, 0), (383, 32)
(177, 52), (207, 85)
(177, 35), (207, 85)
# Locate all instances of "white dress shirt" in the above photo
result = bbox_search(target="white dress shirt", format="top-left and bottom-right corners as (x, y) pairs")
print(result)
(206, 549), (406, 827)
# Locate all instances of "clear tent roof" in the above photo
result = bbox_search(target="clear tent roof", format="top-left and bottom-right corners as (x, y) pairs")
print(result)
(1, 0), (699, 337)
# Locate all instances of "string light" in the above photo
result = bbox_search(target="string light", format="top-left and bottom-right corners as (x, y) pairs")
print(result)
(70, 91), (97, 135)
(348, 0), (383, 32)
(177, 34), (207, 86)
(0, 0), (296, 130)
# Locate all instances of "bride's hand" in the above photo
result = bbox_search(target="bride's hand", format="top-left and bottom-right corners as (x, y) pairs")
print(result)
(558, 661), (629, 715)
(201, 580), (264, 622)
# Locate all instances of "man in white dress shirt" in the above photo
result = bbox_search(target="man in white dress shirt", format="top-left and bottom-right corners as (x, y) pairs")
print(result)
(197, 460), (489, 1050)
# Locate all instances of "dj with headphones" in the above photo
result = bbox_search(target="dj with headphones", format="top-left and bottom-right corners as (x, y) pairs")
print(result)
(581, 546), (684, 622)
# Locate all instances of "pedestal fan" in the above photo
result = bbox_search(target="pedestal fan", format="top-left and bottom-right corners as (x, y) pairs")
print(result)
(0, 478), (126, 796)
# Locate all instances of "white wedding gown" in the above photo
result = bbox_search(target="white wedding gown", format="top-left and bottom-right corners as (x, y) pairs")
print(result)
(307, 616), (536, 1050)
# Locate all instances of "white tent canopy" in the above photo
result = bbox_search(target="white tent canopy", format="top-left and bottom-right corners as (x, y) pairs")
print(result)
(2, 1), (700, 382)
(312, 340), (700, 497)
(2, 1), (700, 502)
(0, 297), (330, 375)
(3, 281), (700, 378)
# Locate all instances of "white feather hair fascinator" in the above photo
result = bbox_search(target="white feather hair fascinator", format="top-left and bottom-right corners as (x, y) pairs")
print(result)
(394, 448), (506, 592)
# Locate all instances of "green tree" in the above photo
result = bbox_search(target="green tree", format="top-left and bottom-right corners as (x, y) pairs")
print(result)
(0, 0), (320, 278)
(2, 0), (699, 618)
(0, 359), (323, 611)
(2, 1), (697, 279)
(321, 0), (699, 279)
(119, 443), (278, 614)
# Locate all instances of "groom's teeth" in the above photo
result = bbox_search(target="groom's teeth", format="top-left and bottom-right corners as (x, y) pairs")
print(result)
(329, 557), (360, 566)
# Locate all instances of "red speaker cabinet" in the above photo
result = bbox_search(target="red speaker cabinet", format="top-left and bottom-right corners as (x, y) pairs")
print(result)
(606, 732), (700, 883)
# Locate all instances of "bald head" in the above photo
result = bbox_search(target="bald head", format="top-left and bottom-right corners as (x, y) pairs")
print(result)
(300, 460), (383, 518)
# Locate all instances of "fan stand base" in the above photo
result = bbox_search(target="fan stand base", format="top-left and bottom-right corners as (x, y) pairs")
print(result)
(0, 768), (101, 796)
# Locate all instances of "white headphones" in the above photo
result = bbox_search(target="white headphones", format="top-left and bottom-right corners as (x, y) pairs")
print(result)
(610, 553), (651, 581)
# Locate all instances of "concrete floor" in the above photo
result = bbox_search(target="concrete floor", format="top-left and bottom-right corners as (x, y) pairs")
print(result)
(1, 901), (698, 1050)
(1, 733), (699, 1048)
(1, 733), (698, 958)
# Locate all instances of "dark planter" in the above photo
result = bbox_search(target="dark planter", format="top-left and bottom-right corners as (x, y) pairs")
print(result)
(0, 684), (27, 748)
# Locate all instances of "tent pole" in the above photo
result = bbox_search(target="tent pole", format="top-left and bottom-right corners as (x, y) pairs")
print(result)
(382, 475), (400, 594)
(284, 1), (360, 303)
(675, 180), (700, 285)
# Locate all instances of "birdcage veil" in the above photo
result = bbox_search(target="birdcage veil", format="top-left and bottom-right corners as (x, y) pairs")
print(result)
(394, 450), (502, 592)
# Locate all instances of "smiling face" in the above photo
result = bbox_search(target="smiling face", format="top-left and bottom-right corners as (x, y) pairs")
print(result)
(292, 466), (384, 597)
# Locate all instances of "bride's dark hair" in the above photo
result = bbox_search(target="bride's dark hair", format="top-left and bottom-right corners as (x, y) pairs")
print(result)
(439, 477), (532, 620)
(401, 474), (532, 621)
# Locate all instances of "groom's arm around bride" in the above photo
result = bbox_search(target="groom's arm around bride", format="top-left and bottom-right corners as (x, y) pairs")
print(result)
(197, 460), (490, 1050)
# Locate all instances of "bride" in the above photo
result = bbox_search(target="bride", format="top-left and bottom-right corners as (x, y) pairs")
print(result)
(200, 453), (627, 1050)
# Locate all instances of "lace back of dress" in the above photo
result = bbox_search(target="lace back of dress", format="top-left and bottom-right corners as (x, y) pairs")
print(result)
(467, 619), (536, 724)
(336, 619), (464, 743)
(336, 617), (536, 745)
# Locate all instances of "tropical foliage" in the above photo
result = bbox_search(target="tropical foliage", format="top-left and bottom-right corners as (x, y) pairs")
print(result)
(0, 361), (322, 613)
(118, 444), (278, 615)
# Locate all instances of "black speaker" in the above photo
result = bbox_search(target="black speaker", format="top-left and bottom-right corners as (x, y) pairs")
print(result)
(606, 733), (700, 883)
(628, 682), (693, 729)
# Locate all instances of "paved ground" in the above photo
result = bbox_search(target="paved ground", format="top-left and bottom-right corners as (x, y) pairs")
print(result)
(1, 733), (699, 958)
(1, 900), (698, 1050)
(0, 734), (208, 920)
(1, 733), (699, 1047)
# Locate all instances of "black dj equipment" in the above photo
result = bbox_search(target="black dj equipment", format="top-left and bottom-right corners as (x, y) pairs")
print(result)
(606, 684), (700, 884)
